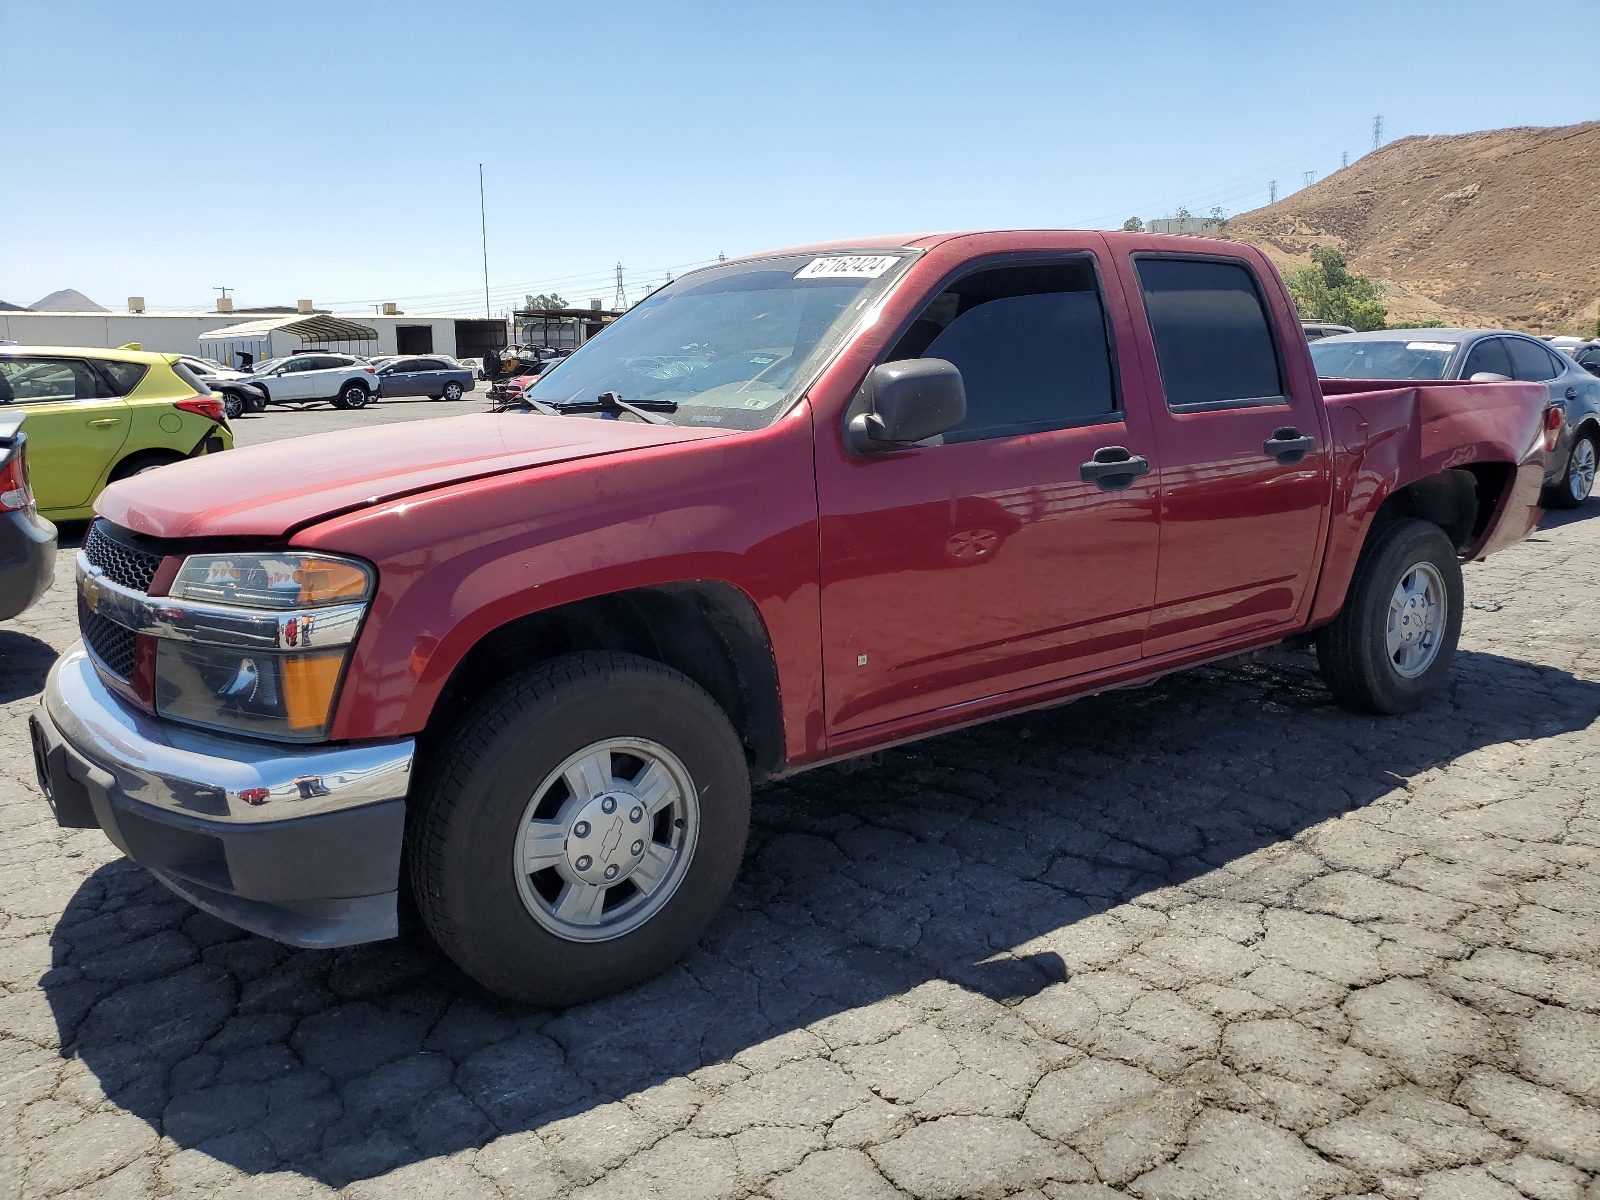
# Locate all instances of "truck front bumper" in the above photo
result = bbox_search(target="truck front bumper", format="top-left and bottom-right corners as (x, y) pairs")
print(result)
(31, 647), (414, 949)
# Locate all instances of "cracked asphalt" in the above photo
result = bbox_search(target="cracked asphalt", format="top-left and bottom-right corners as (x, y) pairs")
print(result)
(2, 400), (1597, 1198)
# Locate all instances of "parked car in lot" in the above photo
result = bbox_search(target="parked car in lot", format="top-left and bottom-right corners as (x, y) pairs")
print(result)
(35, 232), (1551, 1005)
(0, 413), (57, 621)
(1567, 342), (1600, 379)
(175, 356), (263, 419)
(375, 356), (474, 400)
(1302, 321), (1355, 341)
(1310, 328), (1600, 507)
(243, 353), (380, 410)
(0, 346), (232, 520)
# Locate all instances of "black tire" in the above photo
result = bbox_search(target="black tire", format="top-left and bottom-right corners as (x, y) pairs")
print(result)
(107, 451), (185, 483)
(1315, 518), (1463, 715)
(1542, 429), (1597, 510)
(443, 381), (464, 401)
(338, 382), (372, 410)
(220, 390), (245, 420)
(407, 651), (751, 1006)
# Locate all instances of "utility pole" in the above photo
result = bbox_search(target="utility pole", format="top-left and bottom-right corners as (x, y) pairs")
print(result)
(613, 263), (627, 311)
(717, 251), (726, 262)
(479, 165), (490, 318)
(1268, 180), (1278, 204)
(1301, 170), (1316, 189)
(213, 286), (231, 301)
(1372, 115), (1384, 152)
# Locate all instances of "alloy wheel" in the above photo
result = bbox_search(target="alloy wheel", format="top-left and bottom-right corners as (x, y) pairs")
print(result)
(513, 737), (700, 942)
(1570, 437), (1596, 502)
(1386, 561), (1446, 678)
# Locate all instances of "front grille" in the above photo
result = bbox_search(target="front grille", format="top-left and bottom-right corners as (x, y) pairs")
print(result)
(83, 609), (137, 680)
(84, 521), (163, 593)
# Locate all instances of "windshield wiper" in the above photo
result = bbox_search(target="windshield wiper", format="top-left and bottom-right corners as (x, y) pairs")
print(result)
(517, 390), (677, 425)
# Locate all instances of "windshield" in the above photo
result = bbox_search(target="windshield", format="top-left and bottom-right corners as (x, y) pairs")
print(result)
(525, 251), (917, 430)
(1309, 338), (1457, 380)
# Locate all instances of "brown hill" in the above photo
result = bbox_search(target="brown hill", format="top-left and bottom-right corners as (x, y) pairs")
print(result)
(1227, 121), (1600, 333)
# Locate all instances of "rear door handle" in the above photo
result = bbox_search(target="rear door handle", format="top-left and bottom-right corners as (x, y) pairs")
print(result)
(1264, 427), (1316, 464)
(1079, 446), (1151, 491)
(87, 417), (121, 428)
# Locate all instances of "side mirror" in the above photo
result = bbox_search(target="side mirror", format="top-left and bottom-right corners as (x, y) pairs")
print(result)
(845, 359), (967, 454)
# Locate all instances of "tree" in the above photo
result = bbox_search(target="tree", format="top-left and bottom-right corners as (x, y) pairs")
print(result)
(524, 292), (569, 311)
(1286, 246), (1387, 331)
(1121, 217), (1144, 232)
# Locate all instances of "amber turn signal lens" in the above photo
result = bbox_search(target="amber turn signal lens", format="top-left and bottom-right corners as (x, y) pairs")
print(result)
(282, 651), (346, 730)
(297, 559), (370, 605)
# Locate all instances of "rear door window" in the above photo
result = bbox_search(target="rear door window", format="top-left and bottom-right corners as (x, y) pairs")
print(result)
(1134, 257), (1284, 410)
(884, 256), (1119, 442)
(1506, 338), (1561, 382)
(0, 357), (115, 403)
(99, 360), (150, 395)
(1461, 338), (1513, 379)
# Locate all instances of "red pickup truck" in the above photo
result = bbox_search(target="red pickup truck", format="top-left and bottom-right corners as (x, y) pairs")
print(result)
(33, 231), (1552, 1006)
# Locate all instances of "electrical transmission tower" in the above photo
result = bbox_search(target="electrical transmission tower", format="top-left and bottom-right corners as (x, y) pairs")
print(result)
(1341, 150), (1349, 169)
(613, 263), (626, 311)
(1372, 115), (1384, 152)
(1269, 179), (1278, 204)
(1301, 170), (1316, 189)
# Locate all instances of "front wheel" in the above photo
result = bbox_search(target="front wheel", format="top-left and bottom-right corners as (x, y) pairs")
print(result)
(1544, 431), (1597, 509)
(1315, 518), (1463, 715)
(220, 390), (245, 420)
(407, 652), (751, 1006)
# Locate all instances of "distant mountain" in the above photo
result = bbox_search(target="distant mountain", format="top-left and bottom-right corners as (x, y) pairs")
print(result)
(29, 289), (107, 312)
(0, 300), (27, 311)
(1227, 120), (1600, 333)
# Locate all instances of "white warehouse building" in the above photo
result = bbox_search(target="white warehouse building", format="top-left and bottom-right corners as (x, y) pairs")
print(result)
(0, 308), (508, 366)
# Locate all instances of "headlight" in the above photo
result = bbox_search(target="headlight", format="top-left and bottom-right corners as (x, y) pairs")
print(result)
(151, 552), (374, 742)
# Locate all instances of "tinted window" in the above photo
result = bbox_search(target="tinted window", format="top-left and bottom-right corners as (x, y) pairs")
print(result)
(281, 358), (313, 373)
(1135, 257), (1283, 408)
(170, 361), (211, 394)
(885, 258), (1117, 441)
(0, 357), (114, 403)
(1506, 338), (1560, 382)
(416, 359), (446, 371)
(99, 360), (149, 395)
(307, 356), (345, 370)
(1461, 338), (1512, 379)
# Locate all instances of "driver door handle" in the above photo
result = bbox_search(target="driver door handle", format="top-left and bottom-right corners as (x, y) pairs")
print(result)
(1079, 446), (1151, 491)
(1263, 427), (1316, 464)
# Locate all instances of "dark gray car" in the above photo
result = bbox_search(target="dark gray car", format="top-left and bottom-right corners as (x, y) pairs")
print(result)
(1310, 328), (1600, 508)
(374, 357), (474, 401)
(0, 413), (57, 621)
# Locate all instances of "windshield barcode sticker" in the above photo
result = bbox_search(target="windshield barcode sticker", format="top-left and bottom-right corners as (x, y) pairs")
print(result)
(1407, 341), (1456, 352)
(795, 256), (899, 280)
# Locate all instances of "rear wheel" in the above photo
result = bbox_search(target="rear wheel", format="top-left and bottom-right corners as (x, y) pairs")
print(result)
(107, 451), (186, 483)
(1544, 430), (1597, 509)
(1315, 518), (1463, 715)
(407, 651), (751, 1006)
(443, 381), (464, 401)
(337, 382), (372, 410)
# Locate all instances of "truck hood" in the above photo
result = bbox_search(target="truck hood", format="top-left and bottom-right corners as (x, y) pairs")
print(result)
(97, 413), (724, 539)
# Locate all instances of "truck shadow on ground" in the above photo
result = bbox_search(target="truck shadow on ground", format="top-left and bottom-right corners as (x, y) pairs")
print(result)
(38, 647), (1600, 1187)
(0, 632), (57, 705)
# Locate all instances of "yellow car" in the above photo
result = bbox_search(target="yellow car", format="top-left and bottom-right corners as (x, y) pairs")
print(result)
(0, 346), (233, 521)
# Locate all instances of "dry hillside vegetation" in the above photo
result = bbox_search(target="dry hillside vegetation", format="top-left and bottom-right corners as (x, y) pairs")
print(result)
(1227, 121), (1600, 332)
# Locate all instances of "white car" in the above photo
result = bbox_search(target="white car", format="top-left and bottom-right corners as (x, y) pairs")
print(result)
(244, 353), (381, 410)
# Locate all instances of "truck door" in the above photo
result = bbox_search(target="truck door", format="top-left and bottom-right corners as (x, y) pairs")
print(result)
(816, 248), (1162, 734)
(1115, 252), (1331, 656)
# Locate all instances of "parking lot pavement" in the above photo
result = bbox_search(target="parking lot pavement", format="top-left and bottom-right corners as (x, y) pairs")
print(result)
(2, 445), (1598, 1199)
(227, 393), (490, 448)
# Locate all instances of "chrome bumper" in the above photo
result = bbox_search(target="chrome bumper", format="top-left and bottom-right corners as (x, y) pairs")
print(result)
(32, 647), (414, 947)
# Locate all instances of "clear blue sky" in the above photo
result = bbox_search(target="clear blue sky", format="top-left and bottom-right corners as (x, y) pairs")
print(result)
(3, 0), (1594, 315)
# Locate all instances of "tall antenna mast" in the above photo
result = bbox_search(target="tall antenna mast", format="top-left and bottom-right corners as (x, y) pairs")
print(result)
(1372, 115), (1384, 152)
(479, 165), (490, 318)
(613, 263), (627, 311)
